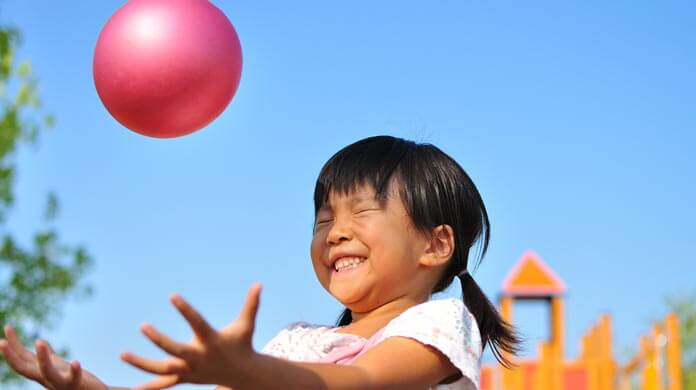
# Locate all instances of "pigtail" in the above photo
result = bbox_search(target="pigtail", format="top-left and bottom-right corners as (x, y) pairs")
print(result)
(459, 272), (519, 368)
(336, 308), (352, 326)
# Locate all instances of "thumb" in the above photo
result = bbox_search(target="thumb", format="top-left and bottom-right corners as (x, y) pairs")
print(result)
(67, 360), (83, 388)
(238, 283), (262, 337)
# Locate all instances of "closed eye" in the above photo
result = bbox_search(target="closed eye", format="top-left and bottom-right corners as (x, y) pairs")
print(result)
(315, 209), (377, 225)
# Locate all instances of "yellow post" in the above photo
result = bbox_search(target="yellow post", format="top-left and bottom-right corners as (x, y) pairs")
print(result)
(665, 314), (682, 390)
(583, 325), (600, 390)
(550, 297), (565, 390)
(598, 315), (615, 390)
(500, 296), (521, 390)
(500, 296), (513, 326)
(653, 325), (665, 390)
(536, 341), (552, 390)
(587, 325), (600, 390)
(642, 332), (661, 390)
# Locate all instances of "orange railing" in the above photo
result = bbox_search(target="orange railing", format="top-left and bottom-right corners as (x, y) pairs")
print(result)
(481, 313), (682, 390)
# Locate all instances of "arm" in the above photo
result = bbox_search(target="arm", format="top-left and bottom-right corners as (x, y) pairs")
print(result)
(122, 285), (459, 389)
(233, 337), (457, 390)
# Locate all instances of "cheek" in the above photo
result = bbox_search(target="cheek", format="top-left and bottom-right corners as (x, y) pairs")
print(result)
(310, 234), (324, 262)
(309, 236), (330, 286)
(373, 228), (414, 262)
(353, 219), (379, 241)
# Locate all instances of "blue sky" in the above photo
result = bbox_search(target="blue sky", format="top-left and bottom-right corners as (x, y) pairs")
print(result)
(2, 0), (695, 388)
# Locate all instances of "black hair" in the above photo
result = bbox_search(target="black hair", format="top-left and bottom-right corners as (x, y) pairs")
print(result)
(313, 135), (519, 367)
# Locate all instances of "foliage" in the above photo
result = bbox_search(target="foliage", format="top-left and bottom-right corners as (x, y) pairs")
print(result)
(0, 25), (92, 384)
(666, 292), (696, 390)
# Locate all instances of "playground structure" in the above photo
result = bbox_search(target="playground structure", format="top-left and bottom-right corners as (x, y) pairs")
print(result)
(480, 251), (683, 390)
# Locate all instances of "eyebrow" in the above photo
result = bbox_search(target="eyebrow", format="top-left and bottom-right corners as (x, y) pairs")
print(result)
(318, 193), (378, 212)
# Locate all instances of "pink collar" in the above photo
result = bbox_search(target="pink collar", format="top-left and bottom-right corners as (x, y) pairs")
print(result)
(319, 327), (386, 365)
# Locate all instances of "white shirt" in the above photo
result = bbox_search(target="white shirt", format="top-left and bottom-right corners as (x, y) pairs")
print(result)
(261, 298), (482, 389)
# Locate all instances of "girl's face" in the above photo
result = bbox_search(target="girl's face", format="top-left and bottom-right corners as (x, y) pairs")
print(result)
(310, 182), (431, 312)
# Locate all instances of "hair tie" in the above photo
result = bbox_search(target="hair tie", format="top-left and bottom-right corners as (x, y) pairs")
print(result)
(457, 269), (469, 278)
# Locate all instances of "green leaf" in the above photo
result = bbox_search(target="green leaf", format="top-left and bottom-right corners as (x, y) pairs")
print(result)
(0, 23), (94, 384)
(16, 61), (31, 79)
(44, 192), (59, 221)
(44, 113), (55, 128)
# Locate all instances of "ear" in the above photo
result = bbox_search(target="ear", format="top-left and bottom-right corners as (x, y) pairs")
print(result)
(419, 224), (455, 268)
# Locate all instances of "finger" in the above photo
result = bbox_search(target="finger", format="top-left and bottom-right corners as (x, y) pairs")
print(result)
(4, 325), (36, 364)
(43, 340), (58, 355)
(238, 283), (262, 334)
(121, 352), (188, 376)
(169, 294), (215, 342)
(39, 339), (62, 366)
(36, 340), (67, 387)
(67, 360), (83, 388)
(140, 323), (194, 359)
(0, 339), (41, 380)
(133, 374), (180, 390)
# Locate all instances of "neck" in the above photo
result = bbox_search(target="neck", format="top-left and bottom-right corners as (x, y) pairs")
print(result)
(342, 293), (430, 337)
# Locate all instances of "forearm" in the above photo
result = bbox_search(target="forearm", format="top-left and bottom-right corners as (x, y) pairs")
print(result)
(230, 352), (373, 390)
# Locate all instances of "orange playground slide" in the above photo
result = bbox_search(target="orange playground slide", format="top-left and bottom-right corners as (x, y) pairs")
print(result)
(481, 251), (682, 390)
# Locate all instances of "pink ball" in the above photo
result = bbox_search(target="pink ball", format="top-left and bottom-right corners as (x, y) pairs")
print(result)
(93, 0), (242, 138)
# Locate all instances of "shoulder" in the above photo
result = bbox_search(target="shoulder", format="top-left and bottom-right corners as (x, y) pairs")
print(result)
(263, 321), (331, 345)
(385, 298), (480, 344)
(392, 298), (470, 321)
(379, 298), (482, 386)
(260, 322), (333, 358)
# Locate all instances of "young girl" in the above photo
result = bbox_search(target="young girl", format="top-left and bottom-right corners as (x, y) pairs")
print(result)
(0, 135), (518, 389)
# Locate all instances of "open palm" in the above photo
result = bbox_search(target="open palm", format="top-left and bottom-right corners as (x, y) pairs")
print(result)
(121, 283), (262, 390)
(0, 325), (106, 390)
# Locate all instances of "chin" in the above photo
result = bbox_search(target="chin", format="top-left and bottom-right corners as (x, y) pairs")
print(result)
(329, 288), (363, 307)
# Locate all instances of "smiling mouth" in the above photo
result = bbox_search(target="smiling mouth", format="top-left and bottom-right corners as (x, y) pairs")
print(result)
(333, 257), (367, 272)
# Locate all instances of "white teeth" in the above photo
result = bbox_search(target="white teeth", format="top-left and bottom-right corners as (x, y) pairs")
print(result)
(334, 257), (366, 272)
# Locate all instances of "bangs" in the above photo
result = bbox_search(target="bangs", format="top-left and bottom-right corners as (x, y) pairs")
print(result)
(313, 136), (413, 213)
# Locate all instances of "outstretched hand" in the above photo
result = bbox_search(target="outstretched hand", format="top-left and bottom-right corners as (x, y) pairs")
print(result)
(121, 283), (262, 390)
(0, 325), (107, 390)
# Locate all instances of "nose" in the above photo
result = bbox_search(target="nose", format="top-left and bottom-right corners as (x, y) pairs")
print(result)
(326, 217), (353, 245)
